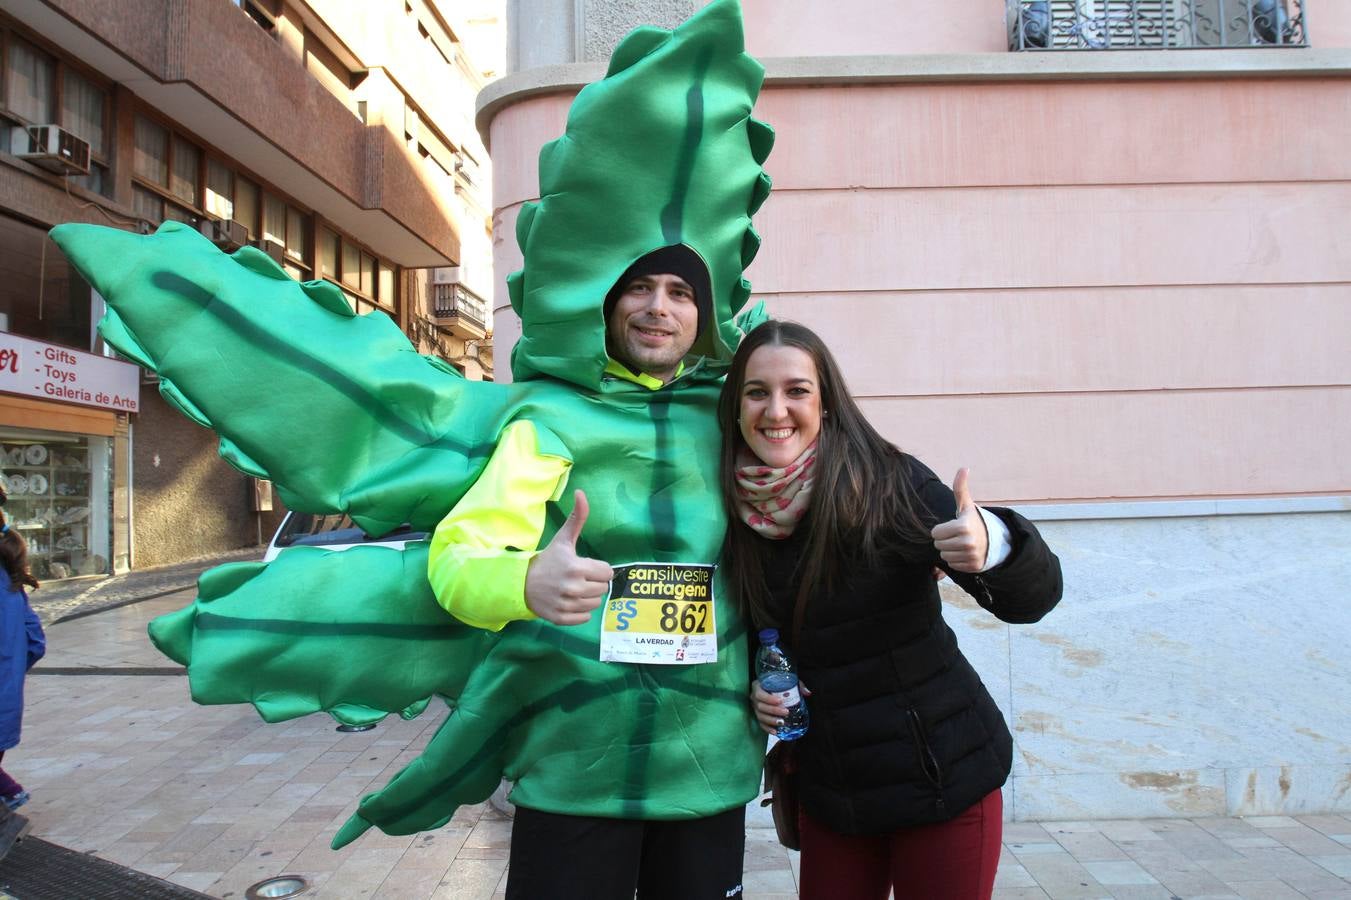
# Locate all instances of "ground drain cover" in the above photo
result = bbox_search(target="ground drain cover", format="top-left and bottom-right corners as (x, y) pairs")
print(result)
(0, 837), (213, 899)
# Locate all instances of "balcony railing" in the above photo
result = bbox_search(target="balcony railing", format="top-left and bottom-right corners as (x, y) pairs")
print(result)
(1008, 0), (1307, 50)
(432, 282), (489, 332)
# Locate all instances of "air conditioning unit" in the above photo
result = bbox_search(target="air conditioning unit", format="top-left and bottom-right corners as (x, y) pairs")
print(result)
(431, 267), (461, 285)
(18, 125), (91, 175)
(251, 237), (286, 264)
(199, 218), (248, 251)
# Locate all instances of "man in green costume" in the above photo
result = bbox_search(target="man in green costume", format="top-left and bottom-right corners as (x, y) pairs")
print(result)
(429, 241), (746, 897)
(48, 1), (772, 896)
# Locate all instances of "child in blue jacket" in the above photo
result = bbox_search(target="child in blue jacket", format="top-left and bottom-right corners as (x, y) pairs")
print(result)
(0, 491), (46, 810)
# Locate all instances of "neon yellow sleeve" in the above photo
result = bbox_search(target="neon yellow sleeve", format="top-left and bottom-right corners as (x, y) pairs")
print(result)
(426, 420), (572, 631)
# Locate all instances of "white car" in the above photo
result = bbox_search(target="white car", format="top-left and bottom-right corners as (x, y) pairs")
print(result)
(262, 512), (428, 563)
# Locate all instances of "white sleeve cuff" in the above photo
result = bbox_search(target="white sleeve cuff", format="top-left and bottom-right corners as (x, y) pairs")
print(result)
(978, 507), (1012, 571)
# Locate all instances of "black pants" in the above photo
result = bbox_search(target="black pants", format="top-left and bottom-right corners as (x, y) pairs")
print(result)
(505, 805), (746, 899)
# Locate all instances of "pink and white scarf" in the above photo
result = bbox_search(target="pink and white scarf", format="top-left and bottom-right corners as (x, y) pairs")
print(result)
(734, 442), (817, 539)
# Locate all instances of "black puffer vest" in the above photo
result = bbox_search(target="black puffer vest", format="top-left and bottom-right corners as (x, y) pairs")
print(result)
(763, 455), (1062, 835)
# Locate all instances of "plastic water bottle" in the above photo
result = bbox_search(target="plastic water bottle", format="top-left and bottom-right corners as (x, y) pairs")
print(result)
(756, 628), (809, 741)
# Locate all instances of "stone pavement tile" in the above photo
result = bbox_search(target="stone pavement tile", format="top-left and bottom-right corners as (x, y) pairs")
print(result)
(373, 864), (449, 900)
(401, 826), (474, 867)
(463, 817), (513, 852)
(209, 845), (305, 900)
(995, 861), (1039, 888)
(94, 839), (159, 867)
(1223, 836), (1285, 848)
(1103, 887), (1175, 900)
(1298, 815), (1351, 836)
(1155, 824), (1245, 862)
(129, 858), (180, 878)
(1004, 822), (1055, 842)
(1080, 859), (1159, 885)
(1051, 830), (1130, 862)
(456, 846), (511, 860)
(1152, 866), (1243, 898)
(1197, 817), (1271, 840)
(742, 867), (797, 894)
(1097, 820), (1164, 843)
(1009, 839), (1070, 856)
(1045, 821), (1104, 834)
(1311, 855), (1351, 877)
(991, 890), (1051, 900)
(1236, 846), (1351, 893)
(175, 839), (255, 876)
(1030, 879), (1112, 900)
(1013, 852), (1112, 900)
(744, 837), (792, 873)
(356, 829), (419, 852)
(166, 870), (224, 893)
(1198, 849), (1302, 883)
(431, 856), (509, 899)
(312, 847), (407, 899)
(1229, 880), (1317, 900)
(1263, 826), (1351, 857)
(1245, 816), (1303, 828)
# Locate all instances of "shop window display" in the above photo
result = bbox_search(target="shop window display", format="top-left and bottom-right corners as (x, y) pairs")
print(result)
(0, 430), (111, 580)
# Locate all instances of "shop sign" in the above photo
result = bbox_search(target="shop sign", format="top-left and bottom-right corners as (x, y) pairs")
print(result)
(0, 332), (140, 412)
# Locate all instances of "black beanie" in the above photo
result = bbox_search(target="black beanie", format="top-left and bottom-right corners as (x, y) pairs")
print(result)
(603, 245), (713, 338)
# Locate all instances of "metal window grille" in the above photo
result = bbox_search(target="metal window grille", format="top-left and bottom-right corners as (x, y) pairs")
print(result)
(1008, 0), (1307, 50)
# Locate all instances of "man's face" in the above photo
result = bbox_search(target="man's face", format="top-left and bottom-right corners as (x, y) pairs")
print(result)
(606, 273), (699, 382)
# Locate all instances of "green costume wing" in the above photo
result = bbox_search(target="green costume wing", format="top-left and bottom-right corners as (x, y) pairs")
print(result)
(49, 220), (511, 537)
(49, 223), (518, 741)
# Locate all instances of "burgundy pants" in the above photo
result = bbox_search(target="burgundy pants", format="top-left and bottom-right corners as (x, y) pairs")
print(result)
(798, 789), (1002, 900)
(0, 751), (22, 798)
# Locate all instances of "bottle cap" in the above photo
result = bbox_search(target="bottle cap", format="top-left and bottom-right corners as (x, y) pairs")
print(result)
(758, 628), (779, 645)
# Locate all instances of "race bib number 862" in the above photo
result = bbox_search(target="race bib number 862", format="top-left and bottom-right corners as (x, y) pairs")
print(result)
(599, 562), (718, 665)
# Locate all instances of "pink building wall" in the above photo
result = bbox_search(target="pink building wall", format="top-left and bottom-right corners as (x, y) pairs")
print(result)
(484, 2), (1351, 506)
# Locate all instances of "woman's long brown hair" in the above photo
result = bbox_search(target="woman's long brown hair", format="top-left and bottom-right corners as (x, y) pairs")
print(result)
(0, 502), (40, 592)
(718, 320), (932, 629)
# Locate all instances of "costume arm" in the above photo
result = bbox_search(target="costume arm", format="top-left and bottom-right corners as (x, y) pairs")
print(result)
(427, 420), (572, 631)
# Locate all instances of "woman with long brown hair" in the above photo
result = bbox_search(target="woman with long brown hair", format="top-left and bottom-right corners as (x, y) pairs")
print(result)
(719, 321), (1062, 899)
(0, 488), (46, 810)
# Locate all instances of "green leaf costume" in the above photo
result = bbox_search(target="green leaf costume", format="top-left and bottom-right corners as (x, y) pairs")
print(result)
(49, 0), (772, 848)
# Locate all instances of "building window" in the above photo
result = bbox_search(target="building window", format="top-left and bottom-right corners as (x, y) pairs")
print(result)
(232, 0), (278, 32)
(170, 136), (199, 205)
(133, 116), (168, 184)
(3, 36), (54, 124)
(0, 213), (92, 350)
(318, 224), (397, 316)
(1008, 0), (1305, 50)
(1, 26), (111, 194)
(205, 158), (234, 220)
(131, 115), (198, 223)
(235, 176), (260, 238)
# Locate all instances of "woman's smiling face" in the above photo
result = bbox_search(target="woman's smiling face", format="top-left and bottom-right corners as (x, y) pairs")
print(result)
(738, 344), (822, 468)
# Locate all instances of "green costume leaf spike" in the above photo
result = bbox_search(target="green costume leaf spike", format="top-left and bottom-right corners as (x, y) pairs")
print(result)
(508, 0), (774, 388)
(48, 220), (513, 537)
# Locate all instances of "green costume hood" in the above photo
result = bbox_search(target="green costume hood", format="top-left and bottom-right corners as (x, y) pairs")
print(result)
(509, 0), (773, 387)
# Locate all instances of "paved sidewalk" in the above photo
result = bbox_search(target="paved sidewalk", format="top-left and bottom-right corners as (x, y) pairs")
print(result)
(28, 547), (262, 626)
(13, 591), (1351, 899)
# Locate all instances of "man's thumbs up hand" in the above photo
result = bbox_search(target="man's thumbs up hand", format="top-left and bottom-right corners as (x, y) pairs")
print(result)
(930, 468), (989, 574)
(525, 490), (614, 625)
